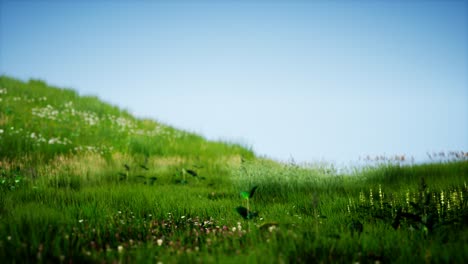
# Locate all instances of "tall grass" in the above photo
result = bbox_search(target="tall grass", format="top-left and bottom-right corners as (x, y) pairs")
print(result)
(1, 76), (467, 263)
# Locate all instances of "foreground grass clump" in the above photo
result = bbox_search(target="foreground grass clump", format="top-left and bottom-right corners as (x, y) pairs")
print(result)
(1, 76), (467, 263)
(1, 161), (467, 263)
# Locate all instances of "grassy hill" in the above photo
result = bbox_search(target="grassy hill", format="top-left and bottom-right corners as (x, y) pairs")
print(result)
(0, 75), (254, 187)
(0, 75), (467, 263)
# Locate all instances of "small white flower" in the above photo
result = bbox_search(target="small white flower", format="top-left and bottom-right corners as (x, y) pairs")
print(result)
(78, 219), (84, 223)
(0, 129), (3, 134)
(157, 239), (163, 246)
(181, 216), (186, 219)
(118, 245), (124, 252)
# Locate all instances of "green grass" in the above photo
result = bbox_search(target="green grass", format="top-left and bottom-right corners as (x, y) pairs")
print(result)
(0, 75), (467, 263)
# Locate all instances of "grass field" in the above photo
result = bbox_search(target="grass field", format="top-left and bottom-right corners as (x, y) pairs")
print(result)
(1, 76), (467, 263)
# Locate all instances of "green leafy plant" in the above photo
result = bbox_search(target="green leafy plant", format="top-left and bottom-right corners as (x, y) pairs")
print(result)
(0, 166), (24, 191)
(236, 186), (258, 220)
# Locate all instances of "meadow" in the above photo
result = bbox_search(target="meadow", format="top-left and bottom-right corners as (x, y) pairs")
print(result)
(0, 75), (467, 263)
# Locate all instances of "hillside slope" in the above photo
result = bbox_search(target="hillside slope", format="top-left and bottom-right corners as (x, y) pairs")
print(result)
(0, 75), (254, 185)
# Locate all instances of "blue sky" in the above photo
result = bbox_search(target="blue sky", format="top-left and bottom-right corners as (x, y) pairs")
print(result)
(1, 0), (467, 164)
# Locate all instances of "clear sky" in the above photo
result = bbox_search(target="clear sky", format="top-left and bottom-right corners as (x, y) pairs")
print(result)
(1, 0), (467, 164)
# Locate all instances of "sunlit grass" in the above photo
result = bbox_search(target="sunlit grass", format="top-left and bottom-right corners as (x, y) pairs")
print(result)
(0, 76), (467, 263)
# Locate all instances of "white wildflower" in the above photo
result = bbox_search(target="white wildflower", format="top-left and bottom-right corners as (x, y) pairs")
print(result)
(157, 239), (163, 246)
(268, 225), (277, 233)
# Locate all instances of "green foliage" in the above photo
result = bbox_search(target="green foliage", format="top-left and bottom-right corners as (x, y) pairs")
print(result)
(0, 75), (467, 263)
(348, 178), (468, 236)
(0, 75), (253, 161)
(240, 186), (257, 200)
(237, 186), (259, 220)
(0, 166), (24, 191)
(240, 191), (250, 200)
(236, 206), (259, 220)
